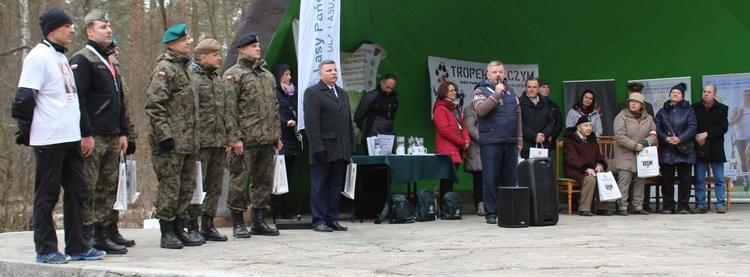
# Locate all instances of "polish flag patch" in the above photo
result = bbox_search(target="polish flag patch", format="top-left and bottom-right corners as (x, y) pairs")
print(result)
(157, 71), (166, 78)
(225, 75), (233, 81)
(71, 64), (78, 70)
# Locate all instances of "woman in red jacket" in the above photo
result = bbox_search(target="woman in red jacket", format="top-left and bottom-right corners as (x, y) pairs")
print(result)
(434, 81), (470, 200)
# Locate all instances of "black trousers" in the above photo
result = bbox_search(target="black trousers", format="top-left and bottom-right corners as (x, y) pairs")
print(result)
(470, 171), (483, 209)
(660, 162), (693, 212)
(33, 145), (87, 255)
(439, 163), (460, 200)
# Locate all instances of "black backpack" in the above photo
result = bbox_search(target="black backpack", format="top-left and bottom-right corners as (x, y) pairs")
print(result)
(374, 194), (416, 224)
(441, 192), (463, 220)
(415, 189), (436, 221)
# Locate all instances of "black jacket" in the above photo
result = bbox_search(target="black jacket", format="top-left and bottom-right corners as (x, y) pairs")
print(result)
(272, 64), (299, 156)
(519, 91), (555, 158)
(303, 80), (355, 164)
(655, 100), (697, 164)
(548, 100), (564, 143)
(693, 101), (729, 163)
(69, 40), (129, 137)
(353, 87), (398, 142)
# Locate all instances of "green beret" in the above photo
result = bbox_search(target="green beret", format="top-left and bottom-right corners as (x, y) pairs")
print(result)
(84, 9), (108, 26)
(235, 33), (259, 48)
(162, 23), (187, 44)
(194, 39), (221, 54)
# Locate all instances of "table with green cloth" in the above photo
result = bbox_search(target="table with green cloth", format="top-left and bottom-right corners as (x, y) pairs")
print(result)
(350, 154), (459, 222)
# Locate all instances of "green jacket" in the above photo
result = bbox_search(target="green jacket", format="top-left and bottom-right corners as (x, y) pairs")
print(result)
(190, 61), (228, 148)
(223, 57), (281, 146)
(144, 49), (200, 154)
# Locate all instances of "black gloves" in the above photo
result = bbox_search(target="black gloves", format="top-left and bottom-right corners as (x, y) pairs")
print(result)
(313, 151), (326, 163)
(14, 130), (29, 146)
(126, 140), (136, 155)
(159, 138), (174, 151)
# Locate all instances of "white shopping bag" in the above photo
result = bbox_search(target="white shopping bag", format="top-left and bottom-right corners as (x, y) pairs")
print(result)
(272, 154), (289, 195)
(143, 211), (159, 229)
(126, 160), (140, 204)
(636, 146), (660, 178)
(596, 171), (622, 201)
(529, 143), (549, 158)
(190, 161), (206, 204)
(341, 162), (357, 199)
(113, 153), (128, 211)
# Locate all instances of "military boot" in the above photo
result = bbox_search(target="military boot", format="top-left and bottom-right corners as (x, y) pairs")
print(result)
(91, 224), (127, 254)
(159, 219), (183, 249)
(107, 223), (135, 247)
(250, 209), (280, 236)
(187, 218), (206, 244)
(232, 212), (252, 238)
(82, 224), (93, 245)
(201, 213), (228, 241)
(173, 217), (203, 246)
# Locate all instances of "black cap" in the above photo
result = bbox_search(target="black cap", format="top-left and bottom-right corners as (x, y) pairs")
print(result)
(539, 80), (549, 87)
(576, 116), (591, 127)
(235, 33), (259, 48)
(39, 8), (73, 37)
(627, 82), (644, 92)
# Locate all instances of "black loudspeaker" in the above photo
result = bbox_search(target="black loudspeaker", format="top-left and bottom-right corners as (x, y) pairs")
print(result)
(518, 158), (559, 226)
(497, 186), (529, 228)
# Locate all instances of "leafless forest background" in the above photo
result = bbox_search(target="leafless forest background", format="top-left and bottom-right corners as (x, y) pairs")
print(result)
(0, 0), (253, 232)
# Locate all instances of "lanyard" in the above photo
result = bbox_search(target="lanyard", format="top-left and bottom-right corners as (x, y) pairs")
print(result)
(85, 45), (119, 93)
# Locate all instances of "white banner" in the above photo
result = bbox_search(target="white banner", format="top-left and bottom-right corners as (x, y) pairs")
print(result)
(340, 43), (387, 94)
(297, 0), (342, 130)
(427, 56), (538, 111)
(628, 77), (691, 115)
(702, 73), (750, 191)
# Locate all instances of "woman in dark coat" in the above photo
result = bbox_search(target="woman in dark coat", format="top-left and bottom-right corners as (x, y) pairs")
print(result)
(563, 117), (609, 216)
(271, 64), (298, 219)
(654, 83), (697, 214)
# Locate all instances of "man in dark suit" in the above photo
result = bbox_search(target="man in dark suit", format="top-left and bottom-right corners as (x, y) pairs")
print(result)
(304, 60), (355, 232)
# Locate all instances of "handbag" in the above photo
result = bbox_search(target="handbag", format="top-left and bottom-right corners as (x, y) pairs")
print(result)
(529, 143), (549, 158)
(665, 111), (694, 155)
(636, 146), (660, 178)
(596, 171), (622, 201)
(113, 153), (128, 211)
(272, 153), (289, 195)
(341, 161), (357, 199)
(190, 161), (206, 204)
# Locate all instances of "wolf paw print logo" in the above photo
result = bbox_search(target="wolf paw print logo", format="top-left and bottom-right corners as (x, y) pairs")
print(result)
(434, 62), (449, 84)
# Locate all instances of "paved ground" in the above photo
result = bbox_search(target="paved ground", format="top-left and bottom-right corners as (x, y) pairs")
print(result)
(1, 203), (750, 276)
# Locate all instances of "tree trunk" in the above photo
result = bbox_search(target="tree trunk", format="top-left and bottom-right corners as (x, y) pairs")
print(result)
(222, 0), (291, 73)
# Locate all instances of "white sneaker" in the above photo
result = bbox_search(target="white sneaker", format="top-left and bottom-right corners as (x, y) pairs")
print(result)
(477, 202), (485, 216)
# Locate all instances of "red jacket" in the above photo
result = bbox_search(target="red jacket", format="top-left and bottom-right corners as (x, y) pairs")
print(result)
(433, 99), (469, 163)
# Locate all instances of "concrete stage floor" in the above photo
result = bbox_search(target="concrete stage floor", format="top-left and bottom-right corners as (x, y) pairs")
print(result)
(1, 203), (749, 276)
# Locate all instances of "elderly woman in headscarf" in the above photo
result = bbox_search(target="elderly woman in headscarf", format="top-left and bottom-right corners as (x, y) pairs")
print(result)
(613, 93), (658, 215)
(564, 116), (609, 216)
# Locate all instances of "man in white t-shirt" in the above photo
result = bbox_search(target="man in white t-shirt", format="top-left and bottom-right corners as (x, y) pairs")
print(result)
(11, 7), (105, 264)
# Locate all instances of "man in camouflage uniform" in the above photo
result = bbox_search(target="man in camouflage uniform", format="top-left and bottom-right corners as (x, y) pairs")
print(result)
(144, 23), (202, 249)
(223, 33), (283, 238)
(108, 36), (139, 246)
(186, 38), (229, 242)
(69, 9), (132, 254)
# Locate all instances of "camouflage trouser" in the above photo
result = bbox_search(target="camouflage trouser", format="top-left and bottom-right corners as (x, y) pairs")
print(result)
(188, 147), (227, 218)
(226, 145), (274, 212)
(83, 134), (120, 226)
(152, 151), (197, 221)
